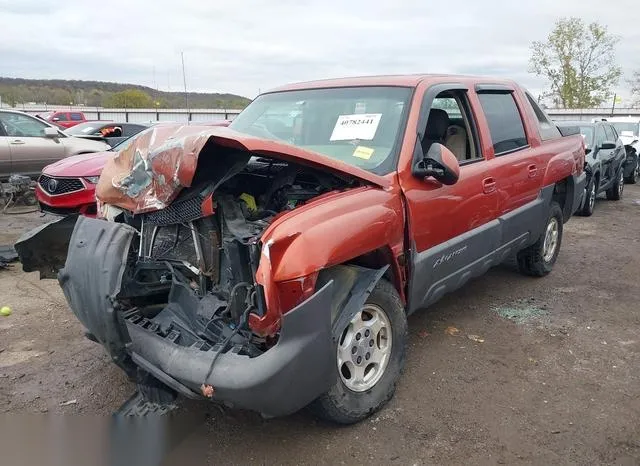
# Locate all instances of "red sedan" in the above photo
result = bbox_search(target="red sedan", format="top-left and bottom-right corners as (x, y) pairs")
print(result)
(36, 120), (231, 216)
(36, 150), (109, 217)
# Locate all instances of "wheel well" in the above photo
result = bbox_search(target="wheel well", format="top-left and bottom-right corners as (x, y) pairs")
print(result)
(552, 178), (570, 222)
(346, 247), (404, 303)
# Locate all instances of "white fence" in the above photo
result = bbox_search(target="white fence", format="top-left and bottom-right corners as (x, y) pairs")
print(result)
(546, 108), (640, 121)
(3, 102), (639, 123)
(2, 103), (242, 123)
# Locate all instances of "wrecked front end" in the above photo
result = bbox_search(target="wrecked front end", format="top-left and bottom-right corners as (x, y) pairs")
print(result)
(15, 126), (374, 417)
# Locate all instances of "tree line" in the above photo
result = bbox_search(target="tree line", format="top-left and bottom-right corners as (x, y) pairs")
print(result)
(530, 17), (639, 108)
(0, 77), (251, 109)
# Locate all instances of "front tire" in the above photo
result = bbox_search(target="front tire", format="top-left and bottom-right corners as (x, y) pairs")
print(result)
(517, 201), (563, 277)
(578, 180), (596, 216)
(309, 279), (407, 424)
(606, 169), (624, 201)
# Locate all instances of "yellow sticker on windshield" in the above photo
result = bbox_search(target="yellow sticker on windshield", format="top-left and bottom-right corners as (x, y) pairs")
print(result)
(352, 146), (375, 160)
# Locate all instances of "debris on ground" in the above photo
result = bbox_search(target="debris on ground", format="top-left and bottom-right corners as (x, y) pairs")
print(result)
(492, 299), (548, 324)
(445, 326), (461, 336)
(418, 330), (430, 338)
(467, 334), (485, 343)
(59, 399), (77, 406)
(0, 306), (12, 316)
(1, 175), (38, 215)
(0, 245), (18, 270)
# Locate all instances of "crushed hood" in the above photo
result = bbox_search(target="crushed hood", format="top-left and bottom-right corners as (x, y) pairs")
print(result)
(96, 124), (390, 214)
(44, 151), (111, 177)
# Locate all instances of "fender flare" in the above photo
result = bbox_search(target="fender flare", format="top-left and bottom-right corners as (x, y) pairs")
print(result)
(316, 264), (390, 340)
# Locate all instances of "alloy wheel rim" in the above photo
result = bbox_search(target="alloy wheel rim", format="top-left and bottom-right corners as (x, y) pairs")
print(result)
(542, 217), (559, 263)
(337, 304), (392, 392)
(618, 171), (624, 195)
(588, 183), (596, 211)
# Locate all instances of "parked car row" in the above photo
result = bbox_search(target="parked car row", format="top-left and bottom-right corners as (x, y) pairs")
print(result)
(18, 74), (588, 423)
(554, 118), (638, 216)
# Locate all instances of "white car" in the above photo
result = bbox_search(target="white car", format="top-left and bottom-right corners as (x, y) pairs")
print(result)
(0, 109), (110, 179)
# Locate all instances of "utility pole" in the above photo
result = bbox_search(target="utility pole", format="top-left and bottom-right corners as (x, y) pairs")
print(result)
(181, 52), (189, 112)
(611, 93), (617, 117)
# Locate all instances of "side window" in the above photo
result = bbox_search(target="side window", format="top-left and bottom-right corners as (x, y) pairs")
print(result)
(525, 93), (561, 141)
(604, 125), (616, 142)
(70, 113), (83, 121)
(595, 126), (606, 147)
(477, 92), (528, 155)
(0, 113), (48, 137)
(123, 124), (144, 137)
(424, 91), (480, 163)
(55, 113), (69, 122)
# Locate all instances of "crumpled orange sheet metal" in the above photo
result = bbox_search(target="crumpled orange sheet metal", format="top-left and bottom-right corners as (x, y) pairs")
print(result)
(96, 124), (216, 214)
(95, 123), (391, 216)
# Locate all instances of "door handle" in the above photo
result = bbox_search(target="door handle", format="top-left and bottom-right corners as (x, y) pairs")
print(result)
(10, 139), (25, 145)
(528, 164), (538, 178)
(482, 177), (496, 194)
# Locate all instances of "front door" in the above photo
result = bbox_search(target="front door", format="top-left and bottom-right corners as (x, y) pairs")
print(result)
(399, 86), (500, 313)
(0, 112), (65, 176)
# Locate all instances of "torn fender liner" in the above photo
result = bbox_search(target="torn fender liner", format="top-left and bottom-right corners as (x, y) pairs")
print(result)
(14, 214), (79, 279)
(58, 216), (137, 372)
(126, 281), (336, 418)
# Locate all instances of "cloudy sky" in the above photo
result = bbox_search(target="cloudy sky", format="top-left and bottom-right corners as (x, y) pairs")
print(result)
(1, 0), (639, 102)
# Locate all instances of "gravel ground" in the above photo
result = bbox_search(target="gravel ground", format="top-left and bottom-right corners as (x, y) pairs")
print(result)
(1, 186), (639, 465)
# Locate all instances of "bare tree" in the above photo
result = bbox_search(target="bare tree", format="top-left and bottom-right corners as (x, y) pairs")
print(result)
(529, 17), (621, 108)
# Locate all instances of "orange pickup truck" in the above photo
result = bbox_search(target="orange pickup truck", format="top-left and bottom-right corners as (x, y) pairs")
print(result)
(17, 74), (586, 423)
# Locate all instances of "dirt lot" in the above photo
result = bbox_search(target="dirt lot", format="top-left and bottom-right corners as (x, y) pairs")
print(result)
(1, 187), (639, 466)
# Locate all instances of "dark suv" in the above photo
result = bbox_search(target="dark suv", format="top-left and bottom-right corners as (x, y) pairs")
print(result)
(556, 120), (626, 216)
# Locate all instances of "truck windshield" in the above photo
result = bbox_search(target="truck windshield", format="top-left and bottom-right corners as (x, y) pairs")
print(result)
(230, 86), (412, 175)
(610, 122), (639, 136)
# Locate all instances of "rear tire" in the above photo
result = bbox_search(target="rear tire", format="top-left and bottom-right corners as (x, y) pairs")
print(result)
(624, 162), (638, 184)
(606, 169), (624, 201)
(309, 279), (407, 424)
(517, 202), (563, 277)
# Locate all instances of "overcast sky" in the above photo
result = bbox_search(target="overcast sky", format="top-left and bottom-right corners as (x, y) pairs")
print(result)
(1, 0), (639, 102)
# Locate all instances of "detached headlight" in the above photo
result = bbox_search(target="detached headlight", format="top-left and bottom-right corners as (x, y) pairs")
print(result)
(84, 176), (100, 184)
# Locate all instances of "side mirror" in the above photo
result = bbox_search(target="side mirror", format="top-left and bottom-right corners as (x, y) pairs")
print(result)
(51, 117), (60, 122)
(43, 127), (59, 138)
(600, 141), (616, 150)
(412, 143), (460, 185)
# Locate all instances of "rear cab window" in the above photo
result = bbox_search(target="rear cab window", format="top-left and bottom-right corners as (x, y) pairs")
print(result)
(525, 93), (561, 141)
(70, 113), (84, 121)
(476, 90), (528, 155)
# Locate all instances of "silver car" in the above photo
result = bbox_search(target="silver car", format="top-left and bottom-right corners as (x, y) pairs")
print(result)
(0, 109), (110, 179)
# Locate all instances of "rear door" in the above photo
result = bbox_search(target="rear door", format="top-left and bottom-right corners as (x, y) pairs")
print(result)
(472, 85), (563, 258)
(605, 124), (625, 178)
(0, 112), (65, 175)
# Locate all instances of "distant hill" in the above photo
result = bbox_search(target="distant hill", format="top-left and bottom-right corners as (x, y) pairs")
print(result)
(0, 77), (251, 109)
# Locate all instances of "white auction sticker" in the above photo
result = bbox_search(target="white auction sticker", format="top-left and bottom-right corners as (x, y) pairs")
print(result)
(330, 113), (382, 141)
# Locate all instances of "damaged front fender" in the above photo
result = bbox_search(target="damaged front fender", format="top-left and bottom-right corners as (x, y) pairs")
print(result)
(14, 214), (79, 279)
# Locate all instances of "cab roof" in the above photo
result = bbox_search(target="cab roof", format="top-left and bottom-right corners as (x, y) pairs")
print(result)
(267, 74), (521, 93)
